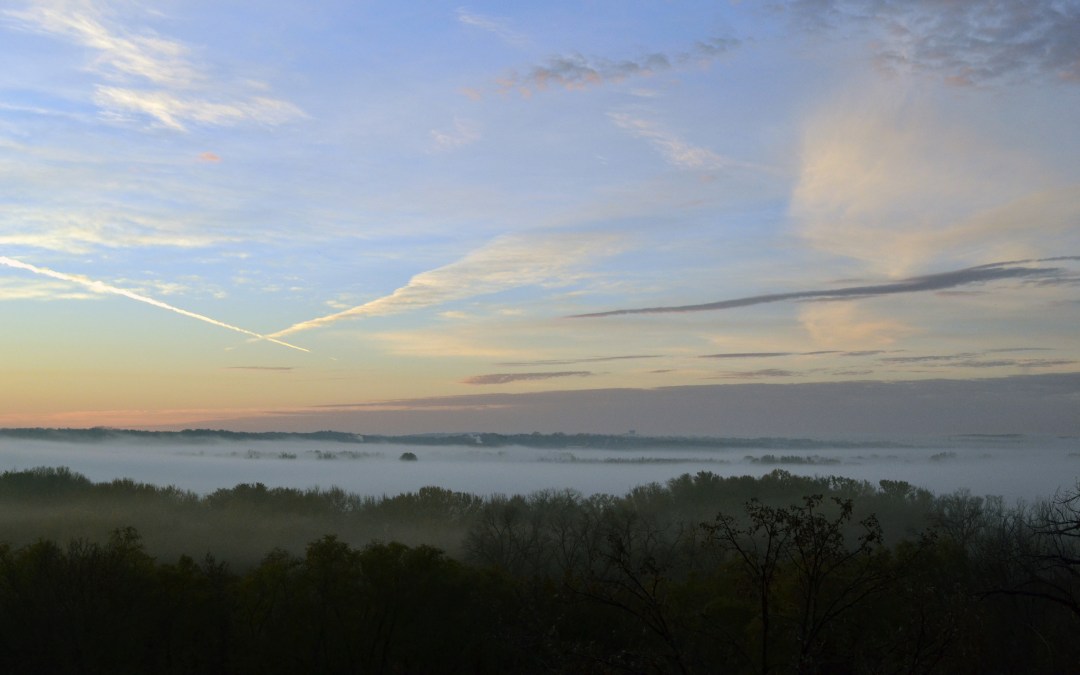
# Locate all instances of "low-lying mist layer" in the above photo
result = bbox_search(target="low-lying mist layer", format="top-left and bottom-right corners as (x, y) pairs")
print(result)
(0, 429), (1074, 502)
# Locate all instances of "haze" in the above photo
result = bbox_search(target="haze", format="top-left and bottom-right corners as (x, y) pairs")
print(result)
(1, 433), (1076, 504)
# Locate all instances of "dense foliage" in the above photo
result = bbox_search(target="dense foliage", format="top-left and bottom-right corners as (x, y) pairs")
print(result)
(1, 466), (1078, 673)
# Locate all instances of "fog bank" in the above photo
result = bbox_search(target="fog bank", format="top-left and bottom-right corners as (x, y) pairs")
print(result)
(1, 433), (1076, 502)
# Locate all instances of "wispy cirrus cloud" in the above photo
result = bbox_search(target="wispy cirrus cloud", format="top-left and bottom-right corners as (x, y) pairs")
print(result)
(0, 255), (308, 352)
(0, 278), (95, 301)
(792, 98), (1080, 275)
(5, 0), (304, 130)
(456, 8), (527, 46)
(462, 371), (593, 385)
(5, 1), (197, 86)
(0, 205), (236, 254)
(494, 37), (737, 96)
(270, 231), (625, 338)
(430, 117), (481, 151)
(790, 0), (1080, 85)
(572, 257), (1080, 318)
(94, 87), (303, 131)
(609, 113), (758, 172)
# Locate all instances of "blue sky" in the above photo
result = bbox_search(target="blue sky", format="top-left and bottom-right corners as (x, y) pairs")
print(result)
(1, 0), (1078, 432)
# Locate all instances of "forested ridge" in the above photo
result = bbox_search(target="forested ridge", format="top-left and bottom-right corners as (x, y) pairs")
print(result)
(1, 466), (1078, 673)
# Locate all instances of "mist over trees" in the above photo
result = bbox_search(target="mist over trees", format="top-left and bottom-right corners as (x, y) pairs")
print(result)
(1, 465), (1079, 672)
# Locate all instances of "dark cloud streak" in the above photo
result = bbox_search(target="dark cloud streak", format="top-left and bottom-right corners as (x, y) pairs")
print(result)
(712, 369), (800, 379)
(700, 350), (842, 359)
(496, 355), (659, 367)
(462, 371), (594, 385)
(882, 353), (978, 364)
(700, 352), (794, 359)
(498, 37), (737, 94)
(571, 259), (1077, 318)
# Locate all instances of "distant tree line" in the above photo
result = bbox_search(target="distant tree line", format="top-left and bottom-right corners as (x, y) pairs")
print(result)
(0, 427), (363, 444)
(0, 467), (1078, 673)
(0, 427), (907, 449)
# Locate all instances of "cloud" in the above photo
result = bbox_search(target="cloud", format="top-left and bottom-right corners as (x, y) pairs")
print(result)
(0, 205), (236, 253)
(495, 37), (737, 96)
(430, 117), (481, 151)
(792, 97), (1080, 275)
(0, 278), (95, 301)
(510, 53), (669, 91)
(496, 355), (660, 367)
(6, 1), (198, 86)
(700, 351), (848, 359)
(462, 371), (593, 385)
(571, 257), (1079, 318)
(609, 113), (758, 171)
(94, 87), (304, 131)
(271, 231), (625, 338)
(198, 151), (221, 162)
(312, 397), (513, 412)
(701, 352), (796, 359)
(5, 0), (304, 130)
(951, 359), (1076, 369)
(790, 0), (1080, 85)
(880, 352), (1076, 370)
(712, 369), (800, 379)
(370, 327), (532, 359)
(456, 8), (527, 46)
(882, 353), (978, 364)
(0, 255), (308, 352)
(800, 303), (915, 349)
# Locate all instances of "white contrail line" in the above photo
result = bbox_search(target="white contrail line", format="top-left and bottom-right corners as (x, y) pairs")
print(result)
(0, 256), (309, 353)
(264, 232), (626, 339)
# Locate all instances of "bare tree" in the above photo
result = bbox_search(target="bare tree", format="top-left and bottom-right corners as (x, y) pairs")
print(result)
(702, 496), (891, 674)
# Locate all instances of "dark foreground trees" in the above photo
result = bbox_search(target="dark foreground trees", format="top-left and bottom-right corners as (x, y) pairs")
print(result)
(0, 469), (1079, 673)
(0, 532), (523, 675)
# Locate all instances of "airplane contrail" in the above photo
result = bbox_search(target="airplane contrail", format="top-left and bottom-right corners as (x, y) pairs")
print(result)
(0, 256), (309, 353)
(264, 231), (625, 339)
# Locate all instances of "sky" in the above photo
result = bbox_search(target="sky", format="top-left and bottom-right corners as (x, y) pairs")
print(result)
(1, 0), (1078, 434)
